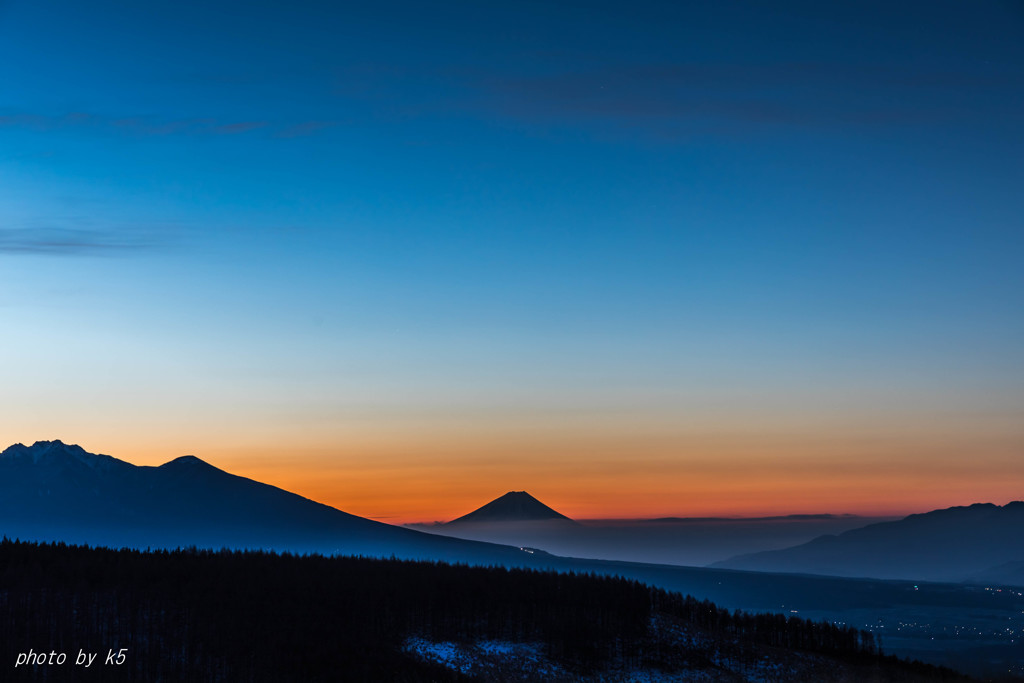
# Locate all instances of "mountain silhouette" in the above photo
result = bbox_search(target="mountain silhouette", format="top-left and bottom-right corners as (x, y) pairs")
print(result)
(0, 440), (545, 565)
(3, 442), (1018, 675)
(448, 491), (574, 524)
(970, 560), (1024, 587)
(713, 501), (1024, 583)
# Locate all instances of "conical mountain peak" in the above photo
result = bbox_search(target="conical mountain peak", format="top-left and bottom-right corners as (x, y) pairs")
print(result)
(162, 454), (214, 467)
(448, 491), (573, 524)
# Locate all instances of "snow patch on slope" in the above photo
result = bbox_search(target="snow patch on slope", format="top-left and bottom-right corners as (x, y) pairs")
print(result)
(404, 637), (565, 678)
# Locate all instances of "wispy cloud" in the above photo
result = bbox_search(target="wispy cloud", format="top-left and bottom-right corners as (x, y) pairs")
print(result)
(110, 116), (215, 136)
(214, 121), (269, 135)
(0, 112), (332, 139)
(0, 226), (169, 257)
(274, 120), (339, 138)
(330, 60), (1024, 139)
(468, 62), (1024, 132)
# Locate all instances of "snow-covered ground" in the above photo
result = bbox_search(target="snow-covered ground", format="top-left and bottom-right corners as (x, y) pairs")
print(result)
(403, 637), (566, 679)
(403, 617), (822, 682)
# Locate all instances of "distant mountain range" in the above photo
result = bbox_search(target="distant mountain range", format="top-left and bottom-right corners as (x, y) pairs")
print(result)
(647, 514), (859, 523)
(0, 440), (534, 565)
(10, 441), (1022, 589)
(415, 492), (886, 568)
(4, 440), (1023, 675)
(714, 502), (1024, 584)
(969, 560), (1024, 587)
(447, 490), (575, 524)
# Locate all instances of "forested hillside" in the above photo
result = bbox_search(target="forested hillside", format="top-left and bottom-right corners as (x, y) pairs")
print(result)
(0, 540), (973, 681)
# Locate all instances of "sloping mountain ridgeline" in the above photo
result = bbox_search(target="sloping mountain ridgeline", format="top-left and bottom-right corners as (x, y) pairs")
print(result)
(4, 441), (1023, 678)
(714, 502), (1024, 584)
(413, 510), (891, 568)
(0, 440), (535, 565)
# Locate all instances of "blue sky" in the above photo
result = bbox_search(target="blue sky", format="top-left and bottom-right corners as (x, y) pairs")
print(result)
(1, 0), (1022, 519)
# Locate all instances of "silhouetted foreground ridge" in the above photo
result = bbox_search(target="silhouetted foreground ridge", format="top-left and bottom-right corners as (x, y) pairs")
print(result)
(0, 540), (974, 681)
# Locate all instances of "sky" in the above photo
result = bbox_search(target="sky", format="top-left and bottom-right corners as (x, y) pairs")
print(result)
(1, 0), (1022, 522)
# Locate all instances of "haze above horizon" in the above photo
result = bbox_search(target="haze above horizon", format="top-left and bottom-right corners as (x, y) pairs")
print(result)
(2, 1), (1022, 522)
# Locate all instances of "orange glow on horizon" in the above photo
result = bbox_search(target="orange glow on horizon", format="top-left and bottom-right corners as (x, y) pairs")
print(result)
(5, 412), (1021, 525)
(213, 432), (1023, 524)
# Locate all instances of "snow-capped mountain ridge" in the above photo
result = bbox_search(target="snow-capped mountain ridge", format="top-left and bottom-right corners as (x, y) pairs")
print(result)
(1, 439), (126, 472)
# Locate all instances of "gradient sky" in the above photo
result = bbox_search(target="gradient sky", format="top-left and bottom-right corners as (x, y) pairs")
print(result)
(2, 1), (1022, 522)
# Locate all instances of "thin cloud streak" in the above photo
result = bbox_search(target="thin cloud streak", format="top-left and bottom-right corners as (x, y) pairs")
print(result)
(214, 121), (269, 134)
(0, 112), (333, 139)
(0, 227), (169, 257)
(330, 60), (1024, 137)
(471, 62), (1024, 131)
(274, 120), (339, 138)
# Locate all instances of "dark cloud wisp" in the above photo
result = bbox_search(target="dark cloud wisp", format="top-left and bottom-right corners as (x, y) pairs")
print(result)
(0, 227), (166, 256)
(0, 113), (333, 139)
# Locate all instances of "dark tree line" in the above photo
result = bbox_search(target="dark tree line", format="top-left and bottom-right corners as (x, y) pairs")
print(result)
(0, 539), (969, 681)
(651, 590), (878, 655)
